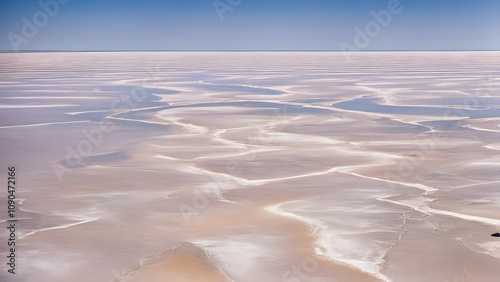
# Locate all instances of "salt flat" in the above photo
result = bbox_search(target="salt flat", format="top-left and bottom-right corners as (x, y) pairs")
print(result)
(1, 52), (500, 282)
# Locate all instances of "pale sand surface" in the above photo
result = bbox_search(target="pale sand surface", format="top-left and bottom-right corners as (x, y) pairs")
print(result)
(1, 52), (500, 281)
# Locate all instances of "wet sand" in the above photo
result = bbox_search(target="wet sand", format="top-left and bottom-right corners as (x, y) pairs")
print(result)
(1, 52), (500, 281)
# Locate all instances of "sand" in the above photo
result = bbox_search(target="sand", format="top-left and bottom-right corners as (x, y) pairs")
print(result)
(1, 51), (500, 282)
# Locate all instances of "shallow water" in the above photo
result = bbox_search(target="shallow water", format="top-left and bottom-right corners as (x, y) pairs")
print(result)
(333, 97), (500, 118)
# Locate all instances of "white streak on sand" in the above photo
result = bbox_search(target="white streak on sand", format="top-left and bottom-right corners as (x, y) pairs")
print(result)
(19, 216), (98, 240)
(344, 170), (437, 194)
(0, 104), (76, 108)
(176, 153), (418, 193)
(197, 81), (286, 95)
(484, 144), (500, 151)
(176, 163), (341, 190)
(454, 180), (500, 189)
(265, 201), (390, 282)
(376, 196), (432, 216)
(377, 196), (500, 226)
(423, 207), (500, 226)
(154, 154), (182, 161)
(169, 119), (209, 134)
(180, 165), (253, 188)
(66, 109), (112, 115)
(464, 125), (500, 133)
(0, 120), (90, 129)
(106, 116), (169, 126)
(250, 167), (337, 185)
(3, 96), (111, 100)
(210, 129), (247, 148)
(332, 162), (438, 194)
(192, 148), (277, 161)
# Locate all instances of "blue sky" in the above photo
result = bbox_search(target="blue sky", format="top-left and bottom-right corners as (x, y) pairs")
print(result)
(0, 0), (499, 51)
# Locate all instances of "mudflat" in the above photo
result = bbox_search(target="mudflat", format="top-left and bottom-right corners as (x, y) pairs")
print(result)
(1, 52), (499, 282)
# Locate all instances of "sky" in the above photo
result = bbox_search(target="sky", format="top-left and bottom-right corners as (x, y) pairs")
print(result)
(0, 0), (499, 51)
